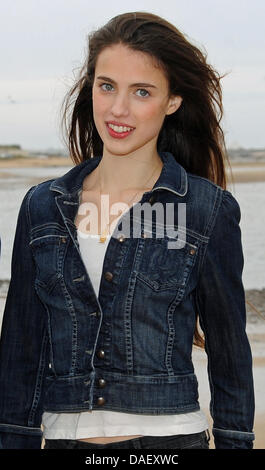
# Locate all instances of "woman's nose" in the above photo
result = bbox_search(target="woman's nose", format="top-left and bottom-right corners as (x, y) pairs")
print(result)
(111, 93), (129, 116)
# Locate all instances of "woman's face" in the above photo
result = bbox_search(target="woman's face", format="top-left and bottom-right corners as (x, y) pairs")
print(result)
(92, 43), (182, 157)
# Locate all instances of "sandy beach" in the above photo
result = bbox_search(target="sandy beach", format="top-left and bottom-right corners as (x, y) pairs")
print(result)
(1, 156), (265, 183)
(0, 156), (264, 449)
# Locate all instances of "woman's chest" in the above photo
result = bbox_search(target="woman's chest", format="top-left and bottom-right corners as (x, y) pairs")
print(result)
(74, 189), (148, 236)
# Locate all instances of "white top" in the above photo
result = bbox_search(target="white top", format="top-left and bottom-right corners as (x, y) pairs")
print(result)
(42, 230), (208, 439)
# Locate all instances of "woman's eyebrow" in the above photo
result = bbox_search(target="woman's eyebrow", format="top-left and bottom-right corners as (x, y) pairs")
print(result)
(96, 75), (157, 88)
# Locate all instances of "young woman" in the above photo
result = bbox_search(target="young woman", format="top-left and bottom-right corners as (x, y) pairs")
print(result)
(0, 12), (255, 450)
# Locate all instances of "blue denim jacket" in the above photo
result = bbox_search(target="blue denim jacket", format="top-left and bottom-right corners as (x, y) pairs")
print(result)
(0, 151), (255, 449)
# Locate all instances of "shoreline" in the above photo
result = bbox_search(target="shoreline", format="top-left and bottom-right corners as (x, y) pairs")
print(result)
(1, 157), (265, 183)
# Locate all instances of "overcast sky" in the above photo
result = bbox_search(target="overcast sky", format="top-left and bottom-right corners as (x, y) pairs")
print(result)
(0, 0), (264, 151)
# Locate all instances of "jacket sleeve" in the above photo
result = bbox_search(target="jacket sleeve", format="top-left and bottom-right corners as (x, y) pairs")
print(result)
(194, 189), (255, 449)
(0, 186), (49, 449)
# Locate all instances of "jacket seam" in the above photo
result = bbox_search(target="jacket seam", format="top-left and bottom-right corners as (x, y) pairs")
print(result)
(194, 291), (215, 420)
(213, 427), (254, 434)
(25, 185), (40, 233)
(44, 404), (200, 413)
(0, 423), (42, 436)
(213, 427), (255, 438)
(193, 190), (225, 423)
(196, 187), (223, 276)
(204, 186), (223, 238)
(28, 332), (49, 427)
(25, 185), (49, 427)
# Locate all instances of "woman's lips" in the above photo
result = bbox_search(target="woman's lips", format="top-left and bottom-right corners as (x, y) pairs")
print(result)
(106, 123), (135, 139)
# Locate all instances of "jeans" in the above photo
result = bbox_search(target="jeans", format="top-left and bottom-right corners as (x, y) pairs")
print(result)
(44, 430), (210, 449)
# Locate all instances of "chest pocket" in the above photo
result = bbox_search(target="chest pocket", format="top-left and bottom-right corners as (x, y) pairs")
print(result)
(30, 234), (69, 293)
(135, 232), (199, 292)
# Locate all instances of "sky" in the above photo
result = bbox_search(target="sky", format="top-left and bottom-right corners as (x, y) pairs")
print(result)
(0, 0), (264, 151)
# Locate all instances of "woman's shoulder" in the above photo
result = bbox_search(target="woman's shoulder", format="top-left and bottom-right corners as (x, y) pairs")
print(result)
(187, 171), (222, 194)
(25, 178), (58, 204)
(184, 171), (241, 239)
(187, 171), (239, 211)
(23, 160), (87, 203)
(18, 178), (61, 229)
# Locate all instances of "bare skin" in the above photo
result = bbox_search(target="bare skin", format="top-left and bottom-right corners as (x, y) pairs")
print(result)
(75, 161), (163, 237)
(79, 435), (142, 444)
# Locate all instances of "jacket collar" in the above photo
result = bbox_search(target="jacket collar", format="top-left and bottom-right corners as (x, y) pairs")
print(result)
(49, 151), (188, 197)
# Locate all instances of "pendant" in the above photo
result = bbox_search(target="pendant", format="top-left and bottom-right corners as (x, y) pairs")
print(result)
(99, 233), (107, 243)
(99, 228), (108, 243)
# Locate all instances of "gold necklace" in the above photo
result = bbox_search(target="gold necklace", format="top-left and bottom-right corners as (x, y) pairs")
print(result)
(98, 162), (160, 243)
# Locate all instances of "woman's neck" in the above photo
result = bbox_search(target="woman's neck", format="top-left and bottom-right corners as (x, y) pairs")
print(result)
(91, 149), (163, 195)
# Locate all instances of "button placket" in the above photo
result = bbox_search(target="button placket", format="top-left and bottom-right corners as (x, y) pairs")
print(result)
(94, 226), (127, 409)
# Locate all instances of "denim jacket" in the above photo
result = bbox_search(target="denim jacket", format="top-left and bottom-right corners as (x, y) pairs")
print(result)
(0, 151), (255, 449)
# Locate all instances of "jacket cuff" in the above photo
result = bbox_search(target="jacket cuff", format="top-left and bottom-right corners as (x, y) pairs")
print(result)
(213, 427), (255, 449)
(0, 424), (42, 449)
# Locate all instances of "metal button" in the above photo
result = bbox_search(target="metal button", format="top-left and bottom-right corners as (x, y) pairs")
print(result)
(189, 248), (196, 255)
(118, 234), (125, 242)
(97, 397), (106, 406)
(97, 349), (105, 359)
(61, 237), (67, 243)
(104, 271), (113, 281)
(98, 378), (106, 388)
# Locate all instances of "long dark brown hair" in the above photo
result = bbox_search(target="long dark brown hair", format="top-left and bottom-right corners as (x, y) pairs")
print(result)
(61, 11), (232, 348)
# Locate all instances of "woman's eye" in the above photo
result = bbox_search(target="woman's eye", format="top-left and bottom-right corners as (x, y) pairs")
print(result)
(101, 83), (114, 92)
(99, 84), (149, 97)
(135, 89), (150, 98)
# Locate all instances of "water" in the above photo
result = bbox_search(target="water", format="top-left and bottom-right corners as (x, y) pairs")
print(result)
(0, 166), (264, 290)
(0, 166), (71, 281)
(227, 180), (265, 289)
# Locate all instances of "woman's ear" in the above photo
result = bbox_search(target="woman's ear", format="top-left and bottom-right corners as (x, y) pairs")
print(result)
(166, 95), (183, 115)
